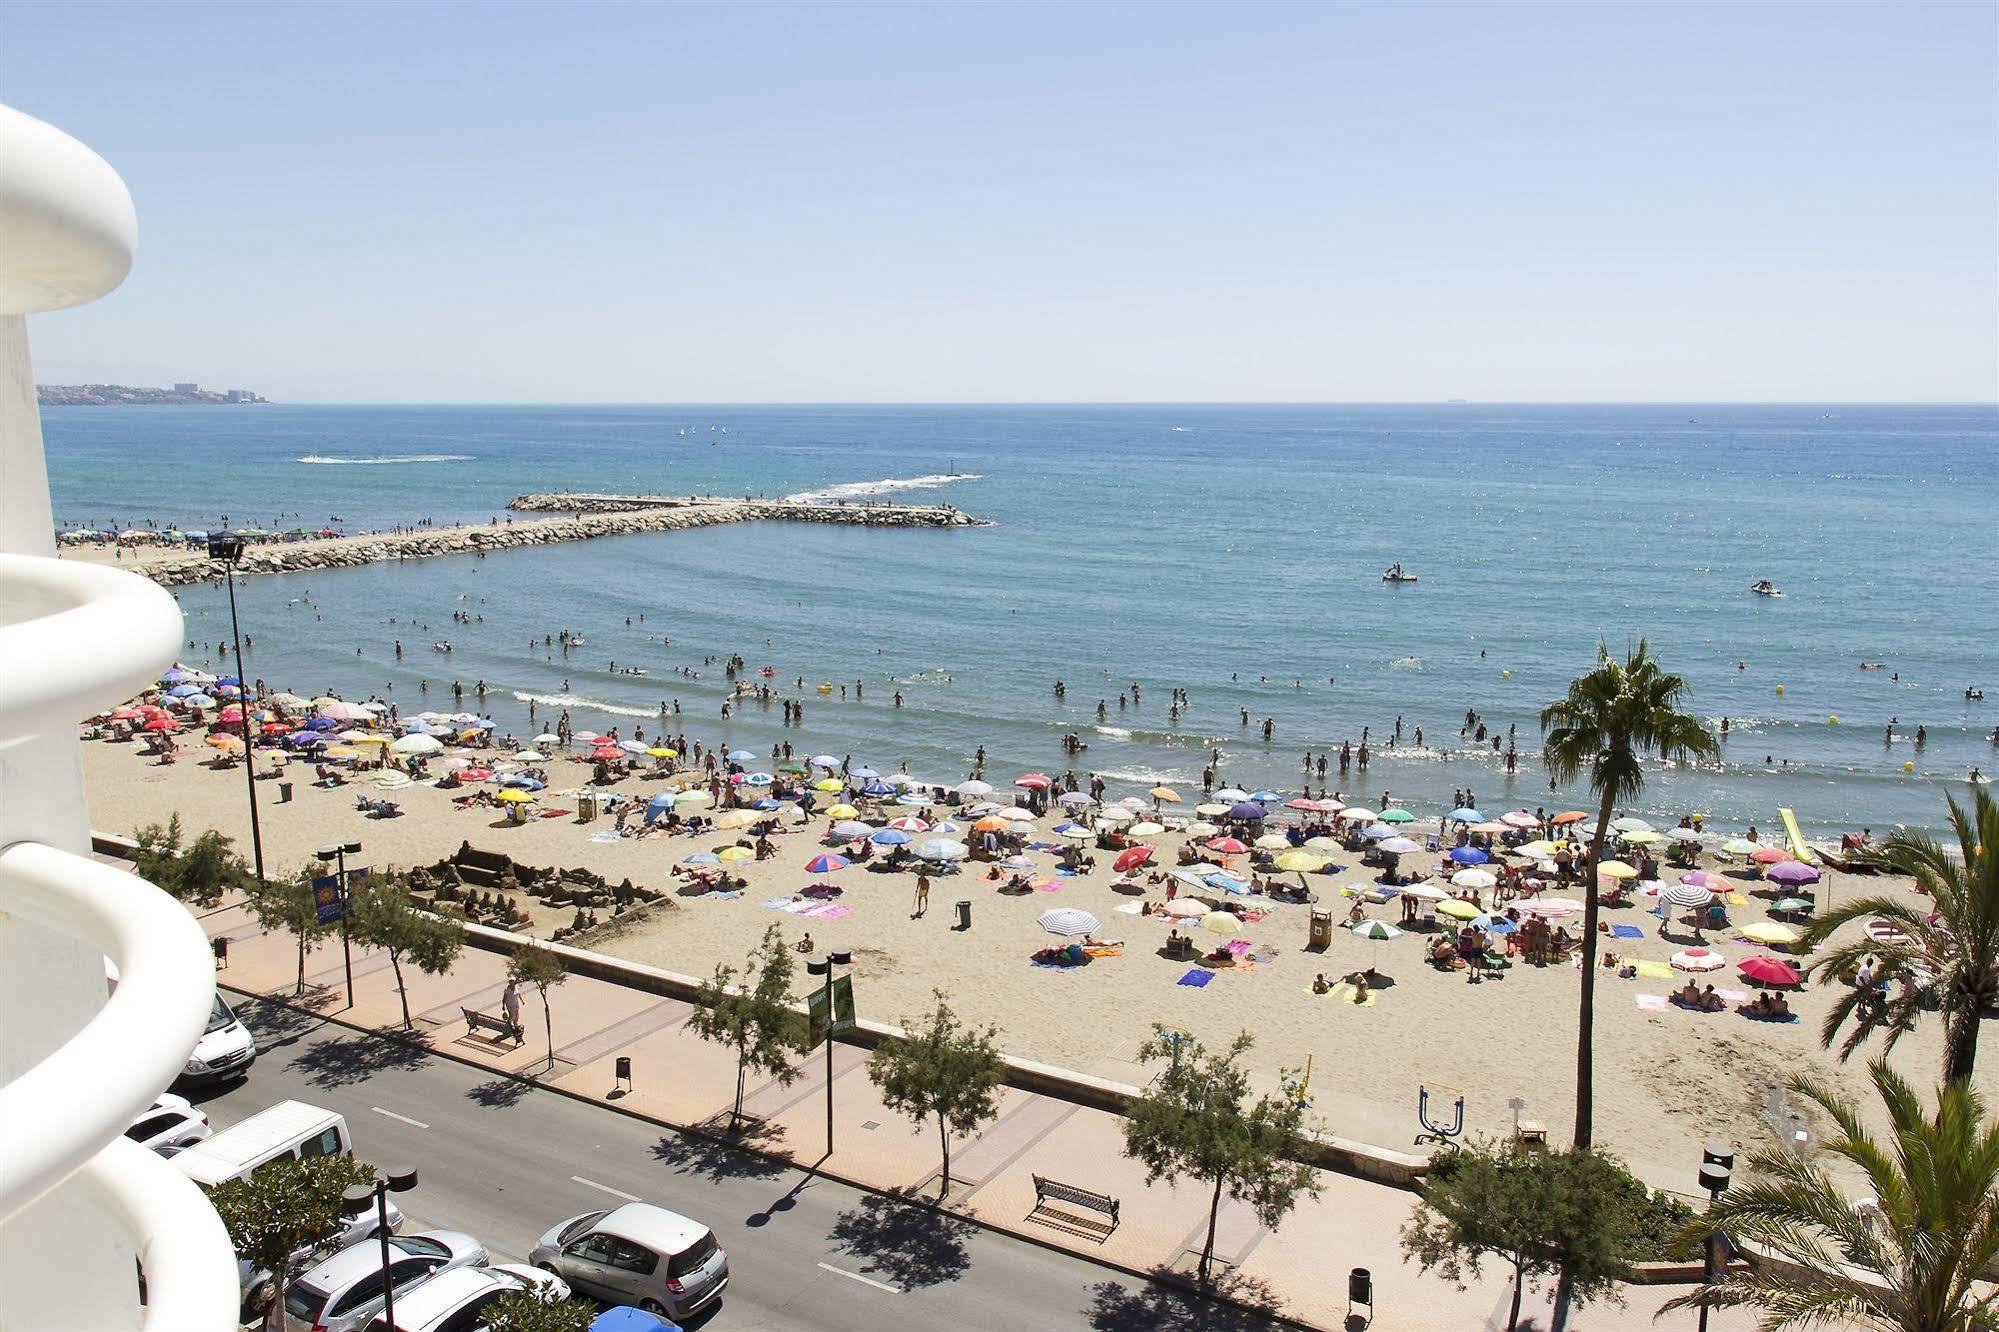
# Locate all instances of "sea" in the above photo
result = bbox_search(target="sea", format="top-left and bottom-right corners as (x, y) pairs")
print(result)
(43, 403), (1999, 836)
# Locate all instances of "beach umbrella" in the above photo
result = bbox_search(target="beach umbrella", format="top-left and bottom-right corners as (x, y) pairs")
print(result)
(1205, 837), (1249, 855)
(142, 716), (179, 732)
(620, 739), (649, 754)
(714, 811), (759, 830)
(1055, 824), (1092, 840)
(1057, 791), (1095, 807)
(1550, 811), (1589, 827)
(1149, 787), (1182, 804)
(374, 770), (412, 790)
(1446, 807), (1484, 823)
(390, 733), (443, 755)
(500, 775), (544, 790)
(1249, 791), (1281, 804)
(888, 816), (930, 832)
(1013, 773), (1051, 790)
(955, 779), (993, 797)
(744, 773), (774, 787)
(1596, 860), (1639, 880)
(805, 854), (850, 874)
(166, 684), (201, 698)
(1351, 920), (1401, 941)
(1721, 838), (1761, 856)
(1304, 835), (1343, 853)
(811, 755), (841, 770)
(1162, 899), (1209, 919)
(1200, 912), (1244, 936)
(826, 803), (859, 820)
(1609, 816), (1654, 834)
(1766, 860), (1820, 885)
(682, 852), (720, 866)
(1213, 788), (1250, 802)
(1361, 823), (1397, 841)
(497, 788), (534, 804)
(1512, 840), (1558, 860)
(1399, 883), (1449, 901)
(1751, 846), (1794, 865)
(831, 820), (873, 838)
(1772, 896), (1815, 915)
(1468, 821), (1511, 835)
(1287, 798), (1341, 813)
(1094, 806), (1135, 823)
(1115, 846), (1156, 873)
(516, 748), (547, 762)
(916, 839), (969, 861)
(646, 747), (676, 759)
(996, 806), (1036, 823)
(1621, 830), (1664, 846)
(322, 745), (361, 760)
(1670, 947), (1726, 972)
(972, 816), (1012, 834)
(1273, 851), (1326, 873)
(1254, 833), (1292, 850)
(1740, 921), (1800, 946)
(997, 854), (1035, 870)
(859, 781), (896, 798)
(1448, 846), (1490, 865)
(1501, 811), (1539, 829)
(894, 793), (932, 808)
(1661, 882), (1715, 909)
(1738, 956), (1801, 987)
(1471, 913), (1517, 935)
(812, 777), (845, 793)
(1227, 802), (1268, 822)
(1195, 803), (1230, 818)
(1679, 870), (1726, 890)
(1185, 821), (1219, 837)
(317, 700), (377, 722)
(1378, 807), (1415, 824)
(1378, 837), (1422, 856)
(1517, 897), (1583, 918)
(849, 767), (880, 780)
(1129, 821), (1167, 837)
(1037, 908), (1101, 937)
(886, 773), (926, 789)
(715, 846), (754, 863)
(204, 733), (243, 751)
(1451, 868), (1497, 890)
(1436, 899), (1481, 921)
(725, 749), (755, 763)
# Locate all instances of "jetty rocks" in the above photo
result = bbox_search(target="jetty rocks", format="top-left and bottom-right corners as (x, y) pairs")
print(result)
(106, 493), (988, 587)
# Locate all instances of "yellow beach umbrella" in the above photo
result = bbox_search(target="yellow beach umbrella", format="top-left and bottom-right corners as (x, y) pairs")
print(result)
(322, 745), (360, 759)
(646, 747), (676, 759)
(1274, 852), (1326, 873)
(714, 811), (758, 831)
(1437, 898), (1481, 921)
(1200, 912), (1243, 936)
(1150, 787), (1182, 803)
(1304, 836), (1342, 853)
(348, 733), (389, 746)
(1741, 921), (1800, 946)
(813, 778), (845, 793)
(825, 804), (859, 820)
(496, 788), (534, 803)
(1596, 860), (1639, 880)
(715, 845), (754, 862)
(1620, 829), (1664, 846)
(204, 733), (244, 751)
(1514, 840), (1557, 859)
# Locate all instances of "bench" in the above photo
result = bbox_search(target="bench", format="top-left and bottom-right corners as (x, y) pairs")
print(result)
(462, 1006), (522, 1044)
(1030, 1174), (1120, 1238)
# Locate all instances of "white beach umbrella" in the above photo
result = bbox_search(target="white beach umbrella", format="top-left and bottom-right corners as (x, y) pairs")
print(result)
(1670, 947), (1726, 972)
(1661, 882), (1716, 909)
(955, 779), (993, 797)
(916, 839), (969, 861)
(996, 806), (1035, 823)
(1451, 869), (1498, 890)
(1094, 806), (1134, 823)
(1213, 788), (1249, 802)
(1037, 908), (1101, 937)
(390, 733), (443, 755)
(1161, 898), (1210, 918)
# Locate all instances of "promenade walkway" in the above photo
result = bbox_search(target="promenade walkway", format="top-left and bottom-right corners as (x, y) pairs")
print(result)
(193, 895), (1751, 1331)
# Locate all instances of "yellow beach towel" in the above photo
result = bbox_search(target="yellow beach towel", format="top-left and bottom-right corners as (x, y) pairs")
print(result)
(1634, 960), (1675, 980)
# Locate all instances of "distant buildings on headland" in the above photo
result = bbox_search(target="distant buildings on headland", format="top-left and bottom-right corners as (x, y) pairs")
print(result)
(36, 382), (268, 406)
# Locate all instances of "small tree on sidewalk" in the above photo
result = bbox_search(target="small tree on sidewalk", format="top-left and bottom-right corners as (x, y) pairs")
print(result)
(247, 865), (334, 995)
(689, 923), (803, 1132)
(131, 813), (252, 908)
(1122, 1030), (1320, 1286)
(211, 1153), (377, 1329)
(868, 990), (1006, 1198)
(507, 946), (568, 1069)
(482, 1289), (594, 1332)
(348, 873), (464, 1029)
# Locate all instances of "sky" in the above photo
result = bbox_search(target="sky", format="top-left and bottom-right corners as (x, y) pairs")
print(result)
(4, 1), (1994, 404)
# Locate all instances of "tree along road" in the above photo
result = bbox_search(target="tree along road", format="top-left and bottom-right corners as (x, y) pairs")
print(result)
(195, 991), (1285, 1331)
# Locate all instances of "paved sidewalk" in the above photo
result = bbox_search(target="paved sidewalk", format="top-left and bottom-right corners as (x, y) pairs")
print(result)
(198, 898), (1748, 1331)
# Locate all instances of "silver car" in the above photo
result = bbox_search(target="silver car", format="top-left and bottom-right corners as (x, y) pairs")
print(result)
(282, 1231), (487, 1332)
(530, 1204), (728, 1321)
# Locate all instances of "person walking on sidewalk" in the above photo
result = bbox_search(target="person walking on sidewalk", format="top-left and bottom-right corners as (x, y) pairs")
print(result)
(501, 978), (524, 1043)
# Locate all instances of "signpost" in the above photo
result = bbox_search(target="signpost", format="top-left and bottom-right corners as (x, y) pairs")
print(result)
(805, 953), (856, 1157)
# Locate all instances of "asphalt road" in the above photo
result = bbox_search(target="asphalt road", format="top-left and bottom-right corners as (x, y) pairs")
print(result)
(194, 990), (1287, 1332)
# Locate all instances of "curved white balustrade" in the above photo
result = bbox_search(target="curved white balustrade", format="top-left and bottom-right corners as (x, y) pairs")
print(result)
(0, 104), (138, 314)
(74, 1138), (241, 1331)
(0, 553), (185, 743)
(0, 841), (217, 1225)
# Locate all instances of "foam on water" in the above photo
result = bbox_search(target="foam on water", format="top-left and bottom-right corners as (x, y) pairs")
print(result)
(297, 454), (476, 464)
(782, 472), (982, 502)
(512, 690), (656, 719)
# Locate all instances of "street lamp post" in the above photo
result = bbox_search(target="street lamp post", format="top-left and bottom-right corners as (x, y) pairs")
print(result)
(805, 948), (852, 1158)
(1696, 1141), (1734, 1332)
(341, 1167), (418, 1331)
(207, 534), (265, 885)
(316, 842), (362, 1008)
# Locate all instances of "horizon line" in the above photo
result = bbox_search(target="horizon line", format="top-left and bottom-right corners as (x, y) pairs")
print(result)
(41, 398), (1999, 409)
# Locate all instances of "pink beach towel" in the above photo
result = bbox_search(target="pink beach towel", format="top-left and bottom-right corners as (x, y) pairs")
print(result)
(1635, 994), (1669, 1011)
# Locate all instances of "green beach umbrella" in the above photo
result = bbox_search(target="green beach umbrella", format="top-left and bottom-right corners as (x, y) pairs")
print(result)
(1378, 808), (1415, 823)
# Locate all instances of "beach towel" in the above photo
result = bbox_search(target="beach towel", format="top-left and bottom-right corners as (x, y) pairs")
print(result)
(1240, 909), (1268, 923)
(1329, 983), (1375, 1007)
(804, 903), (852, 920)
(1714, 987), (1749, 1003)
(1176, 969), (1215, 988)
(1035, 879), (1061, 892)
(588, 832), (623, 844)
(1223, 939), (1252, 958)
(1635, 994), (1669, 1011)
(1056, 868), (1079, 876)
(1114, 902), (1145, 915)
(782, 899), (820, 914)
(710, 889), (742, 901)
(1727, 893), (1749, 906)
(760, 897), (798, 910)
(1610, 924), (1644, 939)
(1634, 960), (1675, 980)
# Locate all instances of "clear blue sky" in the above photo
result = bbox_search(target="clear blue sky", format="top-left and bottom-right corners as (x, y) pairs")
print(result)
(5, 1), (1994, 403)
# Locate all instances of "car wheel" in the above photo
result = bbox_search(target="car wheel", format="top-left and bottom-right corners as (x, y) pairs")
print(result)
(241, 1278), (274, 1325)
(640, 1299), (669, 1317)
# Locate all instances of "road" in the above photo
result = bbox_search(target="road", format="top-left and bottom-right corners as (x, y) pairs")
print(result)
(195, 991), (1285, 1332)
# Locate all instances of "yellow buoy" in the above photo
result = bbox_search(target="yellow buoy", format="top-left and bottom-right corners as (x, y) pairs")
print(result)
(1904, 761), (1915, 773)
(1828, 715), (1837, 723)
(1502, 670), (1511, 679)
(1775, 684), (1784, 694)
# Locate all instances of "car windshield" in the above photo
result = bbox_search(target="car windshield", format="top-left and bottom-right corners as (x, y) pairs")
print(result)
(558, 1212), (608, 1245)
(205, 996), (236, 1034)
(666, 1232), (717, 1278)
(394, 1235), (449, 1260)
(282, 1284), (329, 1324)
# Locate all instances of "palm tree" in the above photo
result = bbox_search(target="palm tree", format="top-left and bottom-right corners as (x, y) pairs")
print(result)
(1540, 640), (1718, 1149)
(1798, 788), (1997, 1086)
(1660, 1059), (1999, 1332)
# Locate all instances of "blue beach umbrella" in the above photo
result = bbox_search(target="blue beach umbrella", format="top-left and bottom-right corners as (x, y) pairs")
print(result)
(1249, 791), (1282, 804)
(167, 684), (201, 697)
(744, 773), (774, 786)
(1472, 913), (1518, 934)
(870, 828), (911, 846)
(501, 775), (544, 791)
(682, 852), (720, 866)
(1449, 847), (1491, 865)
(305, 716), (340, 731)
(160, 668), (194, 685)
(849, 766), (879, 780)
(647, 792), (677, 810)
(215, 676), (242, 688)
(1447, 808), (1485, 823)
(860, 781), (895, 798)
(1227, 801), (1268, 821)
(726, 749), (755, 763)
(805, 854), (851, 874)
(752, 798), (782, 811)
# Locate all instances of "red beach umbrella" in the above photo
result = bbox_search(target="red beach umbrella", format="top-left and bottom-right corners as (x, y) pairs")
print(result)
(1205, 837), (1249, 855)
(142, 716), (179, 733)
(1113, 846), (1155, 873)
(1014, 774), (1051, 790)
(1738, 955), (1801, 987)
(1751, 846), (1794, 865)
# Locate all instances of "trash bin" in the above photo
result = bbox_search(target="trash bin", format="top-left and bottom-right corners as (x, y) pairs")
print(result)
(1309, 908), (1334, 950)
(955, 900), (971, 930)
(278, 781), (293, 804)
(576, 792), (600, 823)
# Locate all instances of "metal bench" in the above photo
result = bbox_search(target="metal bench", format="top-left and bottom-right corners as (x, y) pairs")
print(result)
(1030, 1174), (1119, 1238)
(462, 1006), (522, 1044)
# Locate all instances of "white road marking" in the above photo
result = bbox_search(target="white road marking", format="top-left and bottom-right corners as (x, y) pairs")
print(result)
(817, 1262), (903, 1294)
(371, 1107), (430, 1129)
(571, 1175), (642, 1203)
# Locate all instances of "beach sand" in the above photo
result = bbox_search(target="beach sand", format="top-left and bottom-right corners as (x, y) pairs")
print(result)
(85, 736), (1989, 1188)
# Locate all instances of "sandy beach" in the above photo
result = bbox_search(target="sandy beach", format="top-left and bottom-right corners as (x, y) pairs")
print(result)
(83, 727), (1989, 1191)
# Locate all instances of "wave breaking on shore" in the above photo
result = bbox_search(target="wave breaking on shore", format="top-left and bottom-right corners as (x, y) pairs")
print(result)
(782, 472), (982, 503)
(511, 690), (656, 719)
(297, 454), (476, 465)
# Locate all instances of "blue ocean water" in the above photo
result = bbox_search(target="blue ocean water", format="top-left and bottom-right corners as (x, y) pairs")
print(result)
(44, 403), (1999, 834)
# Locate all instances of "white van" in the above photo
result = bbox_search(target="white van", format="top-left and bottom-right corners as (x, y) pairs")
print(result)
(180, 992), (258, 1086)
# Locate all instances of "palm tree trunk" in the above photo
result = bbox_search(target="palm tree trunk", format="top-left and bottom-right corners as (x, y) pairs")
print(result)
(1572, 786), (1616, 1149)
(1943, 995), (1979, 1085)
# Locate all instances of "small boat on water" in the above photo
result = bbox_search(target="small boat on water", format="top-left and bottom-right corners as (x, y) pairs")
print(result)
(1382, 563), (1418, 583)
(1750, 580), (1782, 597)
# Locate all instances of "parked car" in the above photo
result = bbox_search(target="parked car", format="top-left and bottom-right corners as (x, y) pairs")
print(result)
(179, 991), (258, 1085)
(531, 1204), (727, 1322)
(282, 1231), (487, 1332)
(358, 1264), (570, 1332)
(125, 1093), (210, 1156)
